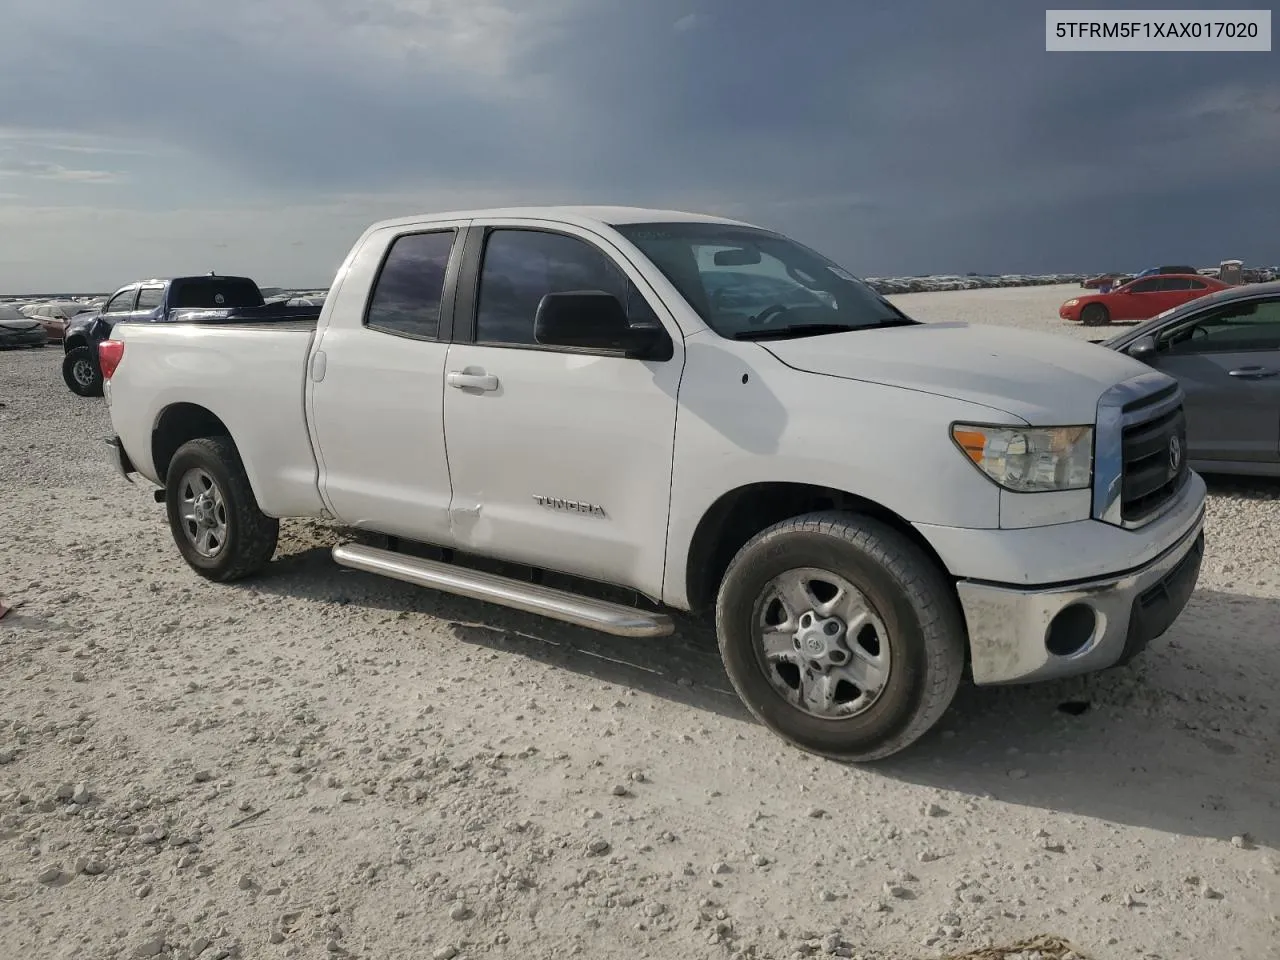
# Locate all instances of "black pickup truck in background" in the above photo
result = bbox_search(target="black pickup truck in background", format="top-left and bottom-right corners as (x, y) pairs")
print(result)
(62, 275), (324, 396)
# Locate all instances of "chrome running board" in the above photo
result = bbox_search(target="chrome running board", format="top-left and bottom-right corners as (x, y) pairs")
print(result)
(331, 543), (674, 639)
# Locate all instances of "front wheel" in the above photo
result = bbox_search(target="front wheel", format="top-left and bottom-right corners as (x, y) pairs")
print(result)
(62, 346), (103, 396)
(715, 511), (965, 761)
(1081, 303), (1110, 326)
(165, 437), (279, 582)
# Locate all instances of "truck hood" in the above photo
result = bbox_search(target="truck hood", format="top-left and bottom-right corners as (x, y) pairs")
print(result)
(758, 321), (1152, 424)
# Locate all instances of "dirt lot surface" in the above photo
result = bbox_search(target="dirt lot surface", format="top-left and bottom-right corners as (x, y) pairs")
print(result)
(2, 285), (1277, 960)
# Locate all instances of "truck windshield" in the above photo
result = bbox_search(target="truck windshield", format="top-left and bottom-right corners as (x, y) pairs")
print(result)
(613, 221), (914, 339)
(169, 278), (264, 309)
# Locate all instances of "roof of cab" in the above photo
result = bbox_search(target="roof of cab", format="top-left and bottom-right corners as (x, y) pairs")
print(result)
(364, 205), (759, 233)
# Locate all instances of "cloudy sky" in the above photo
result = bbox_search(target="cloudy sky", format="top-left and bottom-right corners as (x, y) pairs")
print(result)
(1, 0), (1276, 292)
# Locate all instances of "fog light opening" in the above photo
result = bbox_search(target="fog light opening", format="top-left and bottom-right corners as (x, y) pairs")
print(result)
(1046, 603), (1098, 657)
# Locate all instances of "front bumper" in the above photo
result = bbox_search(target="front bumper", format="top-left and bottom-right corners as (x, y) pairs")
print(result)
(957, 502), (1205, 684)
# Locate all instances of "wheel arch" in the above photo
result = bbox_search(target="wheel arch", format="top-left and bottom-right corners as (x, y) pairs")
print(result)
(682, 481), (955, 613)
(151, 403), (235, 485)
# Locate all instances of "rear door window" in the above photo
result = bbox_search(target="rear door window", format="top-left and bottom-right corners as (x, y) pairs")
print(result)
(135, 287), (164, 311)
(364, 230), (457, 340)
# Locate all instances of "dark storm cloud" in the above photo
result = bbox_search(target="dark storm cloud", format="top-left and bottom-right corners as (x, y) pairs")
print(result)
(1, 0), (1275, 282)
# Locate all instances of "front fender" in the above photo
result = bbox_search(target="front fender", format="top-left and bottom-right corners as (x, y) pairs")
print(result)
(63, 332), (90, 353)
(660, 336), (1020, 608)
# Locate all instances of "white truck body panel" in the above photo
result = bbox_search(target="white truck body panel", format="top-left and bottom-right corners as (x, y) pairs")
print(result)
(305, 219), (464, 546)
(436, 216), (689, 597)
(759, 321), (1153, 425)
(658, 329), (1018, 607)
(105, 322), (326, 518)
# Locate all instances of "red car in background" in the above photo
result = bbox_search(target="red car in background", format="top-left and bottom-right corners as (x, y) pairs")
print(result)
(1081, 271), (1131, 290)
(1060, 273), (1229, 326)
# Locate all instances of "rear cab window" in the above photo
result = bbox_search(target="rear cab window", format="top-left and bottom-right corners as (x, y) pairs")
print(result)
(135, 287), (164, 311)
(364, 230), (457, 340)
(169, 278), (264, 309)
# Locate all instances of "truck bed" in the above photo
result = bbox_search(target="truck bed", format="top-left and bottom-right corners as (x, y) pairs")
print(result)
(106, 318), (326, 519)
(165, 301), (323, 328)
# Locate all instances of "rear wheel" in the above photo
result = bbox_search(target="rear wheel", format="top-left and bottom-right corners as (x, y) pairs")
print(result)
(62, 346), (103, 396)
(715, 511), (965, 761)
(1081, 303), (1110, 326)
(165, 437), (279, 582)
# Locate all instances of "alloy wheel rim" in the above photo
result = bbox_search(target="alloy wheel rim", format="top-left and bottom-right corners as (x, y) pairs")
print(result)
(178, 468), (228, 558)
(752, 567), (892, 720)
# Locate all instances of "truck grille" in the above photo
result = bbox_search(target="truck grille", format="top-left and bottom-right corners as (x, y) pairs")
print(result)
(1119, 385), (1188, 523)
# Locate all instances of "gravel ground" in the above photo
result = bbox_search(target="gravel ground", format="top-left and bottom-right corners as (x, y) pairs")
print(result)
(1, 284), (1277, 960)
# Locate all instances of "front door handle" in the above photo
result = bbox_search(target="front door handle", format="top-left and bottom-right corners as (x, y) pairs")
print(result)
(1227, 366), (1279, 379)
(447, 370), (499, 392)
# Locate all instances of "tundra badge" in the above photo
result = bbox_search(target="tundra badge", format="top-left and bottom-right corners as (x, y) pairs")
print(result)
(533, 495), (607, 518)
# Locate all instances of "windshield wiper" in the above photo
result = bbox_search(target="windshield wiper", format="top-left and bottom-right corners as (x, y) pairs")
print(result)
(732, 318), (911, 341)
(733, 323), (859, 341)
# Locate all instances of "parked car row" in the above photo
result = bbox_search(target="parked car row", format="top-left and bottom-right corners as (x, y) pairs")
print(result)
(1083, 263), (1278, 290)
(21, 299), (100, 341)
(0, 304), (50, 348)
(865, 273), (1083, 295)
(3, 287), (331, 353)
(0, 297), (106, 346)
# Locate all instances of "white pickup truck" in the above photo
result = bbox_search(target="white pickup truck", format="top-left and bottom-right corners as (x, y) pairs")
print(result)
(103, 206), (1206, 760)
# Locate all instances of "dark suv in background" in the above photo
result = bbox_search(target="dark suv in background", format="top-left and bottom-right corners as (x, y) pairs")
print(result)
(60, 275), (305, 396)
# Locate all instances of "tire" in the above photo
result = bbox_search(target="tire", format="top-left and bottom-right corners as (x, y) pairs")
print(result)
(1081, 303), (1110, 327)
(62, 346), (103, 397)
(715, 511), (965, 762)
(165, 437), (279, 582)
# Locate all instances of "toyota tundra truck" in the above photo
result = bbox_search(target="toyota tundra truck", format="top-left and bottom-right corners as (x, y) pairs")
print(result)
(100, 206), (1206, 760)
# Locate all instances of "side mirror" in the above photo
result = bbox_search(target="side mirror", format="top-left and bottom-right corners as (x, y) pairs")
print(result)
(1127, 335), (1157, 360)
(534, 291), (669, 359)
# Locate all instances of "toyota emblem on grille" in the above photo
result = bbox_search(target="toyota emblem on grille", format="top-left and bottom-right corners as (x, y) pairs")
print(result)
(1169, 435), (1182, 473)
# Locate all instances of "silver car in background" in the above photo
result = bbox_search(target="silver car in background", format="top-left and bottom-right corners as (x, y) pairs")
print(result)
(1103, 280), (1280, 477)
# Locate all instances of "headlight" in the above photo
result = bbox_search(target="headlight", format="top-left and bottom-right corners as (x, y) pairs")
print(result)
(951, 424), (1093, 492)
(1063, 298), (1079, 307)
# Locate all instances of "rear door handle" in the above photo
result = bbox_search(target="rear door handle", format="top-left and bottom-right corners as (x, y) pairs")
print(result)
(447, 370), (499, 392)
(1227, 366), (1279, 379)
